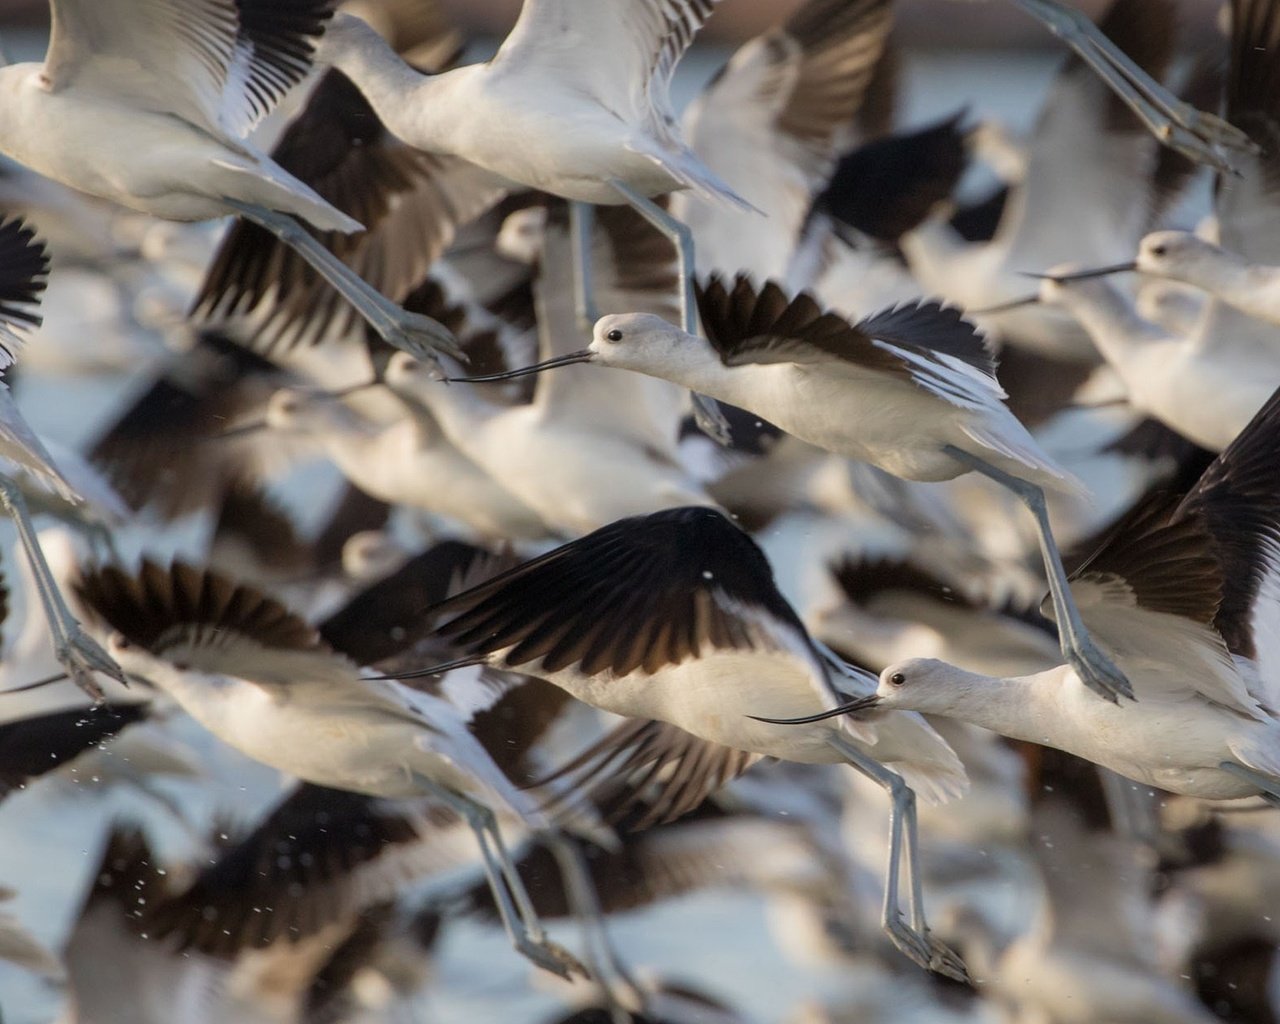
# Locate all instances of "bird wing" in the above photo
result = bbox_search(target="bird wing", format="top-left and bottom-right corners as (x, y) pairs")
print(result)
(0, 217), (48, 369)
(696, 273), (1005, 411)
(0, 702), (149, 800)
(677, 0), (893, 278)
(492, 0), (721, 130)
(995, 0), (1173, 272)
(194, 68), (508, 354)
(45, 0), (336, 137)
(75, 558), (361, 687)
(428, 507), (835, 699)
(144, 784), (462, 956)
(539, 717), (763, 830)
(1067, 389), (1280, 716)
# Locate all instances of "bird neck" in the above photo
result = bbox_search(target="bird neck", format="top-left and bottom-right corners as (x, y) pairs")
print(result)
(1053, 286), (1165, 371)
(320, 14), (450, 148)
(902, 665), (1067, 745)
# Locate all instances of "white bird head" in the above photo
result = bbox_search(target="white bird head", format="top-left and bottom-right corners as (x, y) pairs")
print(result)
(1134, 230), (1240, 286)
(875, 657), (976, 714)
(590, 313), (706, 376)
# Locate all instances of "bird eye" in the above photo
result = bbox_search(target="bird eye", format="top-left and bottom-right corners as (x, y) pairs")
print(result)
(115, 635), (132, 651)
(1150, 245), (1166, 257)
(606, 329), (623, 342)
(890, 672), (905, 686)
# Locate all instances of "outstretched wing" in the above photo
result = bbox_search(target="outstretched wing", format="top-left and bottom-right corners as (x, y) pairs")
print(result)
(696, 274), (1002, 410)
(46, 0), (336, 136)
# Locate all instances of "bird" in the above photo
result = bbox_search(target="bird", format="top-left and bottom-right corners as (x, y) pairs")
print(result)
(397, 505), (971, 979)
(458, 274), (1132, 704)
(239, 385), (552, 542)
(671, 0), (895, 283)
(1042, 0), (1280, 327)
(374, 205), (717, 537)
(72, 557), (594, 978)
(962, 0), (1249, 174)
(849, 383), (1280, 808)
(0, 0), (461, 363)
(1030, 267), (1280, 452)
(901, 0), (1178, 359)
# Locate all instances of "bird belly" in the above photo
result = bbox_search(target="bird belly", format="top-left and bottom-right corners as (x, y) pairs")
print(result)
(0, 80), (237, 220)
(446, 83), (679, 202)
(540, 651), (844, 762)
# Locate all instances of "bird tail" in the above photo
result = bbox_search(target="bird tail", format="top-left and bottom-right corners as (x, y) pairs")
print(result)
(634, 140), (760, 214)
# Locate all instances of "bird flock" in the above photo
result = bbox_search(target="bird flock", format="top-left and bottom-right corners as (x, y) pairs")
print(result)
(1, 0), (1280, 1021)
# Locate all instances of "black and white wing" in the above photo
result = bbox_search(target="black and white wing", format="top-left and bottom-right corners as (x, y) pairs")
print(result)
(0, 702), (149, 800)
(696, 273), (1003, 410)
(0, 217), (48, 368)
(1068, 388), (1280, 716)
(678, 0), (893, 277)
(46, 0), (336, 137)
(493, 0), (722, 132)
(144, 784), (462, 956)
(428, 506), (825, 681)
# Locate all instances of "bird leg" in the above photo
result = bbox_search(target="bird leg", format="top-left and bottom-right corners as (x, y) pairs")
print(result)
(545, 833), (646, 1022)
(1011, 0), (1253, 173)
(943, 447), (1134, 704)
(222, 200), (465, 365)
(1097, 767), (1160, 845)
(570, 201), (602, 332)
(411, 775), (585, 979)
(608, 179), (732, 447)
(828, 734), (969, 982)
(1220, 762), (1280, 807)
(0, 477), (123, 702)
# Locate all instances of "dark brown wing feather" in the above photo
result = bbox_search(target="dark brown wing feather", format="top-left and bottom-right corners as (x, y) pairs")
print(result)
(75, 559), (327, 657)
(145, 784), (450, 957)
(696, 273), (995, 378)
(428, 507), (807, 677)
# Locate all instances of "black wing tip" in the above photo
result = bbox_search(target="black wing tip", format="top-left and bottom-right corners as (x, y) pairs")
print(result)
(0, 215), (49, 345)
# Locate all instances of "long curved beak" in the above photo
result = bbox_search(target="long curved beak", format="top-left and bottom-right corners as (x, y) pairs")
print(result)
(1025, 261), (1138, 282)
(0, 670), (69, 695)
(747, 693), (882, 725)
(969, 294), (1041, 315)
(213, 420), (268, 440)
(320, 378), (381, 399)
(446, 350), (594, 383)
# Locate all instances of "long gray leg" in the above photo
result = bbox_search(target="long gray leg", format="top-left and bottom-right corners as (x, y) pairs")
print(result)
(943, 446), (1134, 703)
(223, 200), (465, 364)
(1097, 767), (1160, 845)
(0, 478), (122, 701)
(1220, 762), (1280, 807)
(570, 202), (601, 333)
(1011, 0), (1251, 171)
(607, 179), (732, 447)
(545, 833), (645, 1022)
(410, 775), (584, 978)
(828, 734), (969, 982)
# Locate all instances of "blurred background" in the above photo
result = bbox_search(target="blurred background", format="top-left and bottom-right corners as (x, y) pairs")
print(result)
(0, 0), (1200, 46)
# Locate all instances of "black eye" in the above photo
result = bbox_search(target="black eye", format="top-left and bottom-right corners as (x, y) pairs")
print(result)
(890, 672), (905, 686)
(1150, 245), (1166, 257)
(606, 329), (623, 342)
(115, 636), (131, 650)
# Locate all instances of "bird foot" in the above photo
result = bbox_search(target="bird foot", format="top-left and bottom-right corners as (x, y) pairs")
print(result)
(1066, 637), (1134, 704)
(692, 394), (733, 447)
(380, 310), (467, 364)
(517, 935), (588, 980)
(56, 626), (126, 702)
(885, 916), (969, 982)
